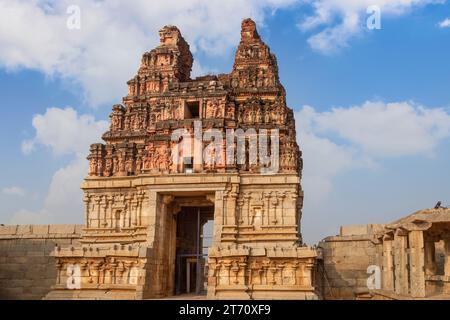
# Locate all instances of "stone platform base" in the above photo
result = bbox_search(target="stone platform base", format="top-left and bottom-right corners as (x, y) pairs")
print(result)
(208, 289), (319, 300)
(44, 288), (138, 300)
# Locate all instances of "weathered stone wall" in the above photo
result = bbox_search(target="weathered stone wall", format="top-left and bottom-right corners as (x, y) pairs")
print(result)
(0, 225), (82, 300)
(318, 224), (383, 300)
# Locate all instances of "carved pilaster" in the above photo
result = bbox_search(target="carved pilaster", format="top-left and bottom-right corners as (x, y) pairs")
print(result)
(382, 234), (394, 291)
(394, 229), (409, 296)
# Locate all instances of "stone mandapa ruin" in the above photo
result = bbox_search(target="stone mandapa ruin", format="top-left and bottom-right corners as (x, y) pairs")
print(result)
(1, 18), (449, 300)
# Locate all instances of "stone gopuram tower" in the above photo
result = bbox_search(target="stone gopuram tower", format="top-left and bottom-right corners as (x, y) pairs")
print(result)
(46, 19), (318, 300)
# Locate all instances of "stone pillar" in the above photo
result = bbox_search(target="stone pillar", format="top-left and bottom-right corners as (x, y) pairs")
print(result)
(131, 198), (138, 227)
(106, 196), (113, 228)
(382, 235), (394, 291)
(269, 192), (278, 224)
(146, 191), (158, 245)
(237, 198), (244, 225)
(139, 192), (145, 226)
(278, 192), (286, 225)
(160, 195), (174, 295)
(222, 192), (229, 226)
(125, 194), (133, 228)
(408, 230), (425, 298)
(424, 239), (437, 276)
(227, 191), (238, 226)
(100, 196), (107, 228)
(167, 203), (180, 295)
(213, 191), (224, 245)
(304, 262), (314, 289)
(158, 195), (174, 252)
(244, 193), (251, 225)
(95, 196), (101, 228)
(394, 229), (409, 296)
(83, 193), (90, 228)
(443, 237), (450, 277)
(264, 193), (271, 225)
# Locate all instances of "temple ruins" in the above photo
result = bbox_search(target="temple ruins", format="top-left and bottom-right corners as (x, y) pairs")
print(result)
(0, 18), (448, 301)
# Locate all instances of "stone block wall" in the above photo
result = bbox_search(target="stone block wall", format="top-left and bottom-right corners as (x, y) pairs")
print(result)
(0, 225), (82, 300)
(318, 224), (383, 299)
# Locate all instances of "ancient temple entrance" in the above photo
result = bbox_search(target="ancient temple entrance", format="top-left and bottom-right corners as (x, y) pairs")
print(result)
(174, 206), (214, 296)
(45, 19), (318, 301)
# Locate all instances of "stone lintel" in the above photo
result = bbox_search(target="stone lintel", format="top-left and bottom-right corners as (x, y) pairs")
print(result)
(82, 173), (300, 190)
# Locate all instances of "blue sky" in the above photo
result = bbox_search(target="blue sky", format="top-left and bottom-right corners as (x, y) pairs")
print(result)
(0, 0), (449, 243)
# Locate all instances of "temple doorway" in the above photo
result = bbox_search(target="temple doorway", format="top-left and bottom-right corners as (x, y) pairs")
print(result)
(174, 206), (214, 295)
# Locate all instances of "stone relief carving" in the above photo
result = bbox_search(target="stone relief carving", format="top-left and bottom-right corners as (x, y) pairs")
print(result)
(84, 191), (146, 230)
(235, 191), (296, 227)
(55, 257), (145, 287)
(208, 255), (314, 288)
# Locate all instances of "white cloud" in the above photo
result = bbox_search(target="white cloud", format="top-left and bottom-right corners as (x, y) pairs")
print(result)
(298, 0), (445, 53)
(11, 107), (107, 224)
(295, 100), (450, 205)
(296, 100), (450, 243)
(0, 0), (297, 106)
(0, 0), (445, 104)
(2, 186), (25, 196)
(296, 107), (373, 208)
(439, 18), (450, 28)
(191, 60), (217, 78)
(306, 101), (450, 157)
(10, 154), (87, 224)
(22, 107), (108, 156)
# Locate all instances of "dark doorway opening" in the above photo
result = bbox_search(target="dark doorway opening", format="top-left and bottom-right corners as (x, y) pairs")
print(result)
(183, 157), (193, 174)
(175, 206), (214, 295)
(185, 101), (200, 119)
